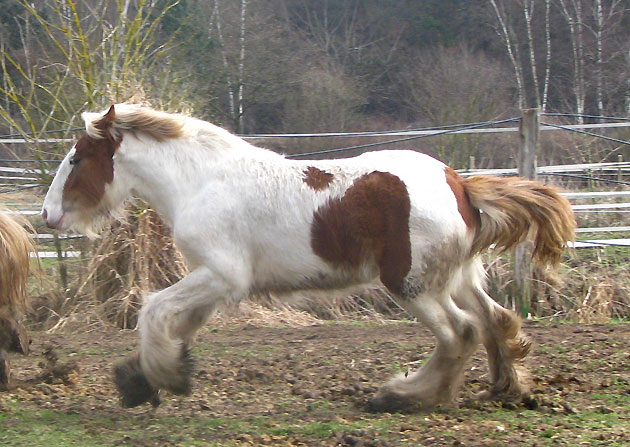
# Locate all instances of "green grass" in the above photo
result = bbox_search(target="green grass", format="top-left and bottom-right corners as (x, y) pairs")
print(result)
(1, 406), (122, 447)
(466, 407), (629, 447)
(0, 398), (406, 447)
(0, 402), (255, 447)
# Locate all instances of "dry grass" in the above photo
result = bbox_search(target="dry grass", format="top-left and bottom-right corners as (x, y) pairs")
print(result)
(484, 250), (629, 323)
(37, 206), (188, 331)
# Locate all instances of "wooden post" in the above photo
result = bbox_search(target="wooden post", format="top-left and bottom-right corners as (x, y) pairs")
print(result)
(517, 108), (538, 181)
(618, 154), (624, 183)
(53, 233), (68, 291)
(514, 108), (539, 317)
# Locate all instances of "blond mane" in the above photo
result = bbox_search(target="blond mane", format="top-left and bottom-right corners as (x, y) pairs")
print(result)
(83, 104), (186, 142)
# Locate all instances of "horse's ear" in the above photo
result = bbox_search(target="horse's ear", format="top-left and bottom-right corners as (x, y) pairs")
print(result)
(92, 105), (121, 144)
(96, 105), (116, 130)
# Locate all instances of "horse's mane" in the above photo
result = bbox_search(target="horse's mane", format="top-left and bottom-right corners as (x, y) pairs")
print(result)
(83, 104), (186, 141)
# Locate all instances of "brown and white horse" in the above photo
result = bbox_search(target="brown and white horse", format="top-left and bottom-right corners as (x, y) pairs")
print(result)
(0, 204), (33, 389)
(42, 104), (575, 410)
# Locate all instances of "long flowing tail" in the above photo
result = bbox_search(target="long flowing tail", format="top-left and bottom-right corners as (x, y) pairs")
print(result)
(0, 207), (34, 318)
(462, 176), (576, 267)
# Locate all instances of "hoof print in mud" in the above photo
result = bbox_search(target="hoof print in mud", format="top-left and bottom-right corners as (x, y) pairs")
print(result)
(113, 354), (160, 408)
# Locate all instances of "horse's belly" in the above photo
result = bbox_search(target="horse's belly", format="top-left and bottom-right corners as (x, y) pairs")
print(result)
(251, 257), (379, 294)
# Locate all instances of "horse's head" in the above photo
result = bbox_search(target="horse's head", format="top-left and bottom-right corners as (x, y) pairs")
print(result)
(42, 105), (129, 237)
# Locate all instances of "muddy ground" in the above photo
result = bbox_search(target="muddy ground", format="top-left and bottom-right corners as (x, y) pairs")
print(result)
(1, 321), (629, 446)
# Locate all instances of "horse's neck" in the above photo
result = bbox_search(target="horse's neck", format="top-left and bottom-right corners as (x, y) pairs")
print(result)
(117, 132), (281, 225)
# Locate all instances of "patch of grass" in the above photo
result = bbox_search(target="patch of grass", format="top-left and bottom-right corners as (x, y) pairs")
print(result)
(0, 399), (404, 447)
(589, 392), (630, 407)
(0, 405), (122, 447)
(465, 406), (629, 447)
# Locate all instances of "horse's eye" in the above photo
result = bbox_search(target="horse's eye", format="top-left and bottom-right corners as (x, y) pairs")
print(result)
(69, 157), (81, 166)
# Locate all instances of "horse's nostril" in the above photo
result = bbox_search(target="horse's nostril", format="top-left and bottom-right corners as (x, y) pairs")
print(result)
(42, 209), (48, 221)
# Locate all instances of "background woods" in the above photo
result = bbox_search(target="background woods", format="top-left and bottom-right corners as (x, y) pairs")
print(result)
(0, 0), (629, 328)
(1, 0), (629, 138)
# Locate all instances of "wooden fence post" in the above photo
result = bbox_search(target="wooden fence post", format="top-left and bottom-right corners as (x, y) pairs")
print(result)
(514, 108), (539, 317)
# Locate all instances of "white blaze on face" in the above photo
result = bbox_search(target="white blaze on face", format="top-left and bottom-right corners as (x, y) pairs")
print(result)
(42, 147), (75, 230)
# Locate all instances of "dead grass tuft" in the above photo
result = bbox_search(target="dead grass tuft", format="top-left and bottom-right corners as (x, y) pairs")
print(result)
(45, 206), (188, 331)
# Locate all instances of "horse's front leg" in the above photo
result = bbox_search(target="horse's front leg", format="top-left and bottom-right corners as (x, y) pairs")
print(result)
(114, 266), (242, 407)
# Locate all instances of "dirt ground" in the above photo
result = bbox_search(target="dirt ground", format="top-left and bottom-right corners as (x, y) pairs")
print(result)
(1, 320), (629, 446)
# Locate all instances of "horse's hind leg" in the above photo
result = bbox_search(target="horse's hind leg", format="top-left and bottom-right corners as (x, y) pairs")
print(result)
(0, 349), (10, 390)
(114, 266), (242, 407)
(0, 316), (30, 391)
(370, 287), (481, 411)
(451, 261), (532, 401)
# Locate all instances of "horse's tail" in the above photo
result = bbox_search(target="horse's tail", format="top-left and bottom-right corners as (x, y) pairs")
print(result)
(0, 206), (34, 318)
(462, 176), (575, 267)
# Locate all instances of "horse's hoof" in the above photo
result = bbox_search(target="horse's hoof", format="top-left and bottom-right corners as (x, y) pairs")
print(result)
(474, 389), (495, 401)
(0, 350), (10, 391)
(367, 391), (416, 413)
(474, 387), (525, 404)
(0, 318), (30, 355)
(113, 354), (160, 408)
(164, 344), (194, 396)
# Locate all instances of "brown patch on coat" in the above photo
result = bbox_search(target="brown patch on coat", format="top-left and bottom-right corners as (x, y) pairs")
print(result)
(62, 134), (121, 211)
(444, 167), (480, 230)
(311, 171), (411, 294)
(303, 166), (334, 191)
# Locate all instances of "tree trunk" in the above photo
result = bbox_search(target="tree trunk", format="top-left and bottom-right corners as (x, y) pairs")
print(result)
(490, 0), (526, 109)
(541, 0), (551, 112)
(594, 0), (604, 117)
(237, 0), (248, 134)
(213, 0), (237, 126)
(524, 0), (541, 108)
(558, 0), (586, 123)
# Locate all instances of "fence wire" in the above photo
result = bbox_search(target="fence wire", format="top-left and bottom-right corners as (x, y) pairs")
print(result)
(540, 121), (630, 146)
(286, 117), (521, 159)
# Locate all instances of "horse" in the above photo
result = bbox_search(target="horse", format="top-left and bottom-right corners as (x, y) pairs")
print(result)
(42, 104), (575, 410)
(0, 204), (33, 389)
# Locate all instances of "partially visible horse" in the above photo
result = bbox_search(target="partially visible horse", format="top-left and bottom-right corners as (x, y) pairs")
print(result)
(42, 104), (575, 410)
(0, 204), (33, 389)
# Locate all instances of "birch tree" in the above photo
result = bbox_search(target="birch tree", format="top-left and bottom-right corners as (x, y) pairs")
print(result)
(211, 0), (248, 133)
(489, 0), (552, 111)
(590, 0), (624, 117)
(557, 0), (586, 121)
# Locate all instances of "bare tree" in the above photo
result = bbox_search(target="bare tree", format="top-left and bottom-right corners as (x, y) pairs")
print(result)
(589, 0), (625, 117)
(557, 0), (586, 121)
(489, 0), (552, 111)
(399, 44), (514, 168)
(0, 0), (185, 149)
